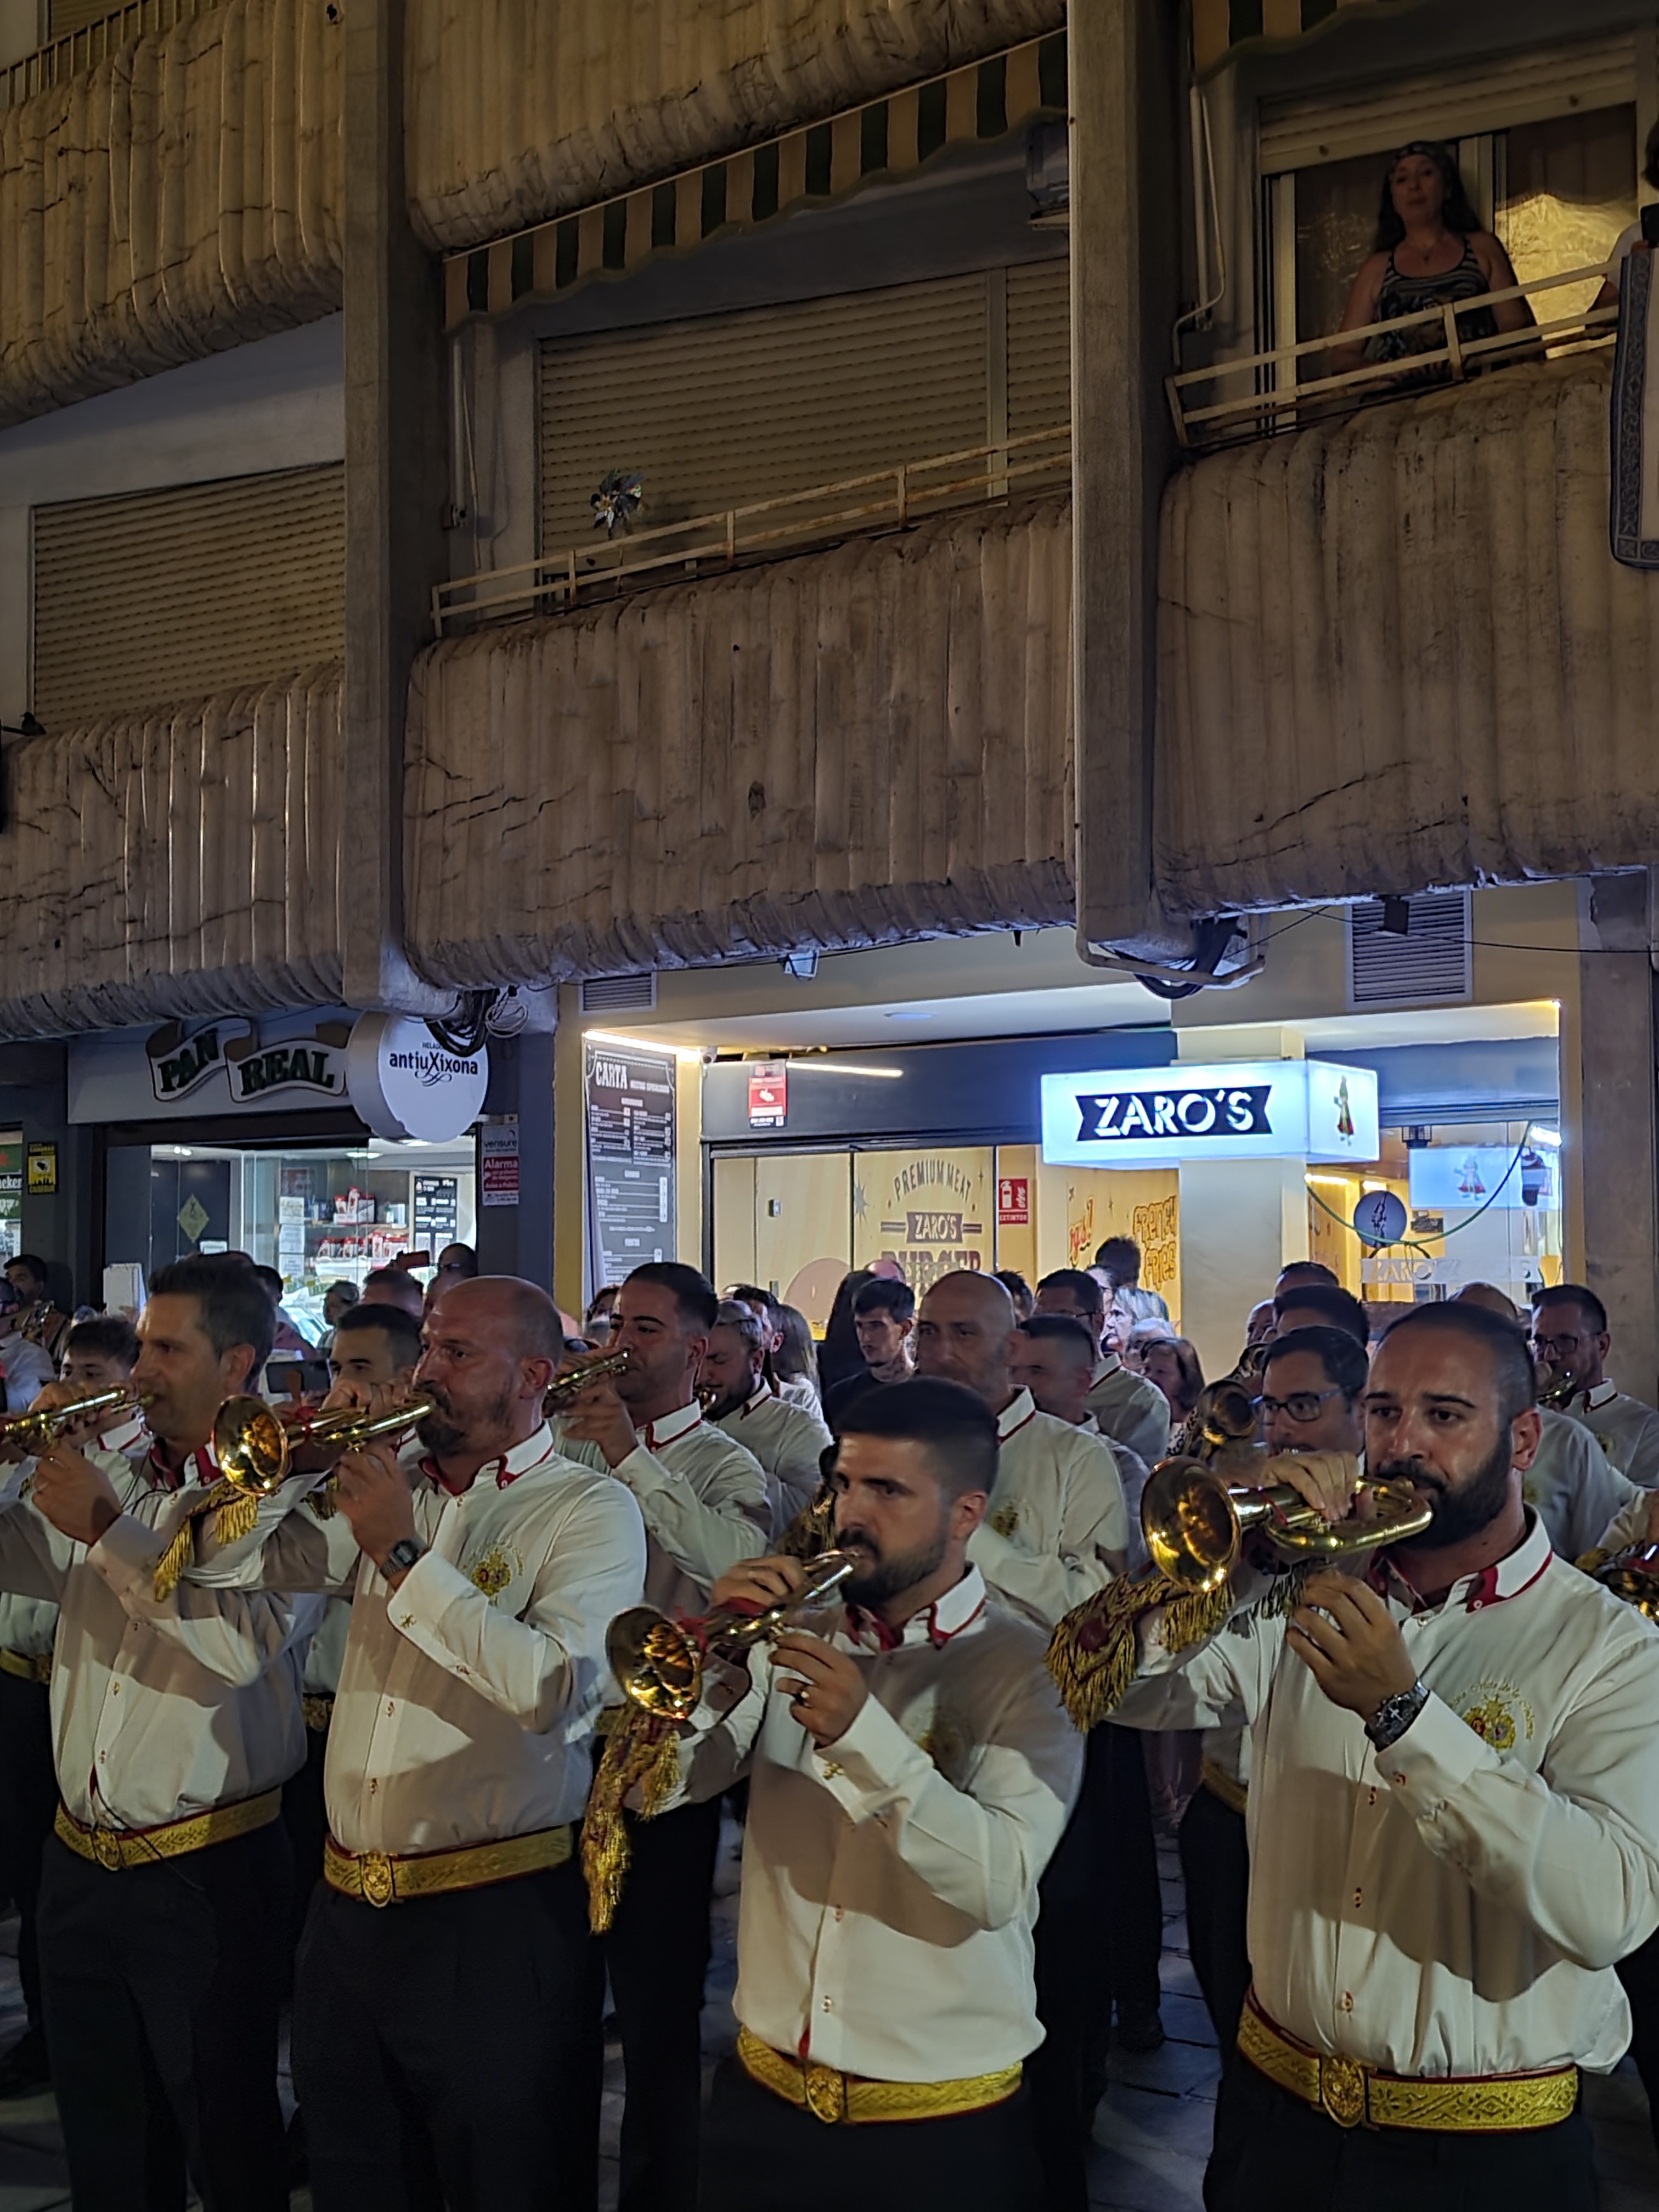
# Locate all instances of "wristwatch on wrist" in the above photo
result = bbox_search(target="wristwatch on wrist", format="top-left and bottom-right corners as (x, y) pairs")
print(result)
(1365, 1679), (1429, 1751)
(382, 1536), (426, 1579)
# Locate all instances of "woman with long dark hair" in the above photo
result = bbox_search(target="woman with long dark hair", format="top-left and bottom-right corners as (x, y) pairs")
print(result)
(1333, 140), (1531, 376)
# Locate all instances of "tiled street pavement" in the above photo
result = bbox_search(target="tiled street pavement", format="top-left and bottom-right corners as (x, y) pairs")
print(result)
(0, 1827), (1652, 2208)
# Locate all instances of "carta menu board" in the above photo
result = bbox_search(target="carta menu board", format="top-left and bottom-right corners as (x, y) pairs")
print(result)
(585, 1042), (676, 1292)
(413, 1175), (459, 1245)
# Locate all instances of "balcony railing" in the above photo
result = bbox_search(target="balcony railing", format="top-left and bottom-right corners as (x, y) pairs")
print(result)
(1, 0), (225, 111)
(1168, 259), (1618, 451)
(431, 423), (1071, 637)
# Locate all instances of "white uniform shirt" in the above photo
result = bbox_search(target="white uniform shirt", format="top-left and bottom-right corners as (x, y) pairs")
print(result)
(1524, 1407), (1643, 1562)
(557, 1401), (769, 1618)
(184, 1425), (649, 1854)
(967, 1390), (1127, 1632)
(1114, 1511), (1659, 2075)
(1565, 1380), (1659, 1489)
(0, 1338), (55, 1414)
(0, 1414), (149, 1663)
(715, 1383), (833, 1534)
(1086, 1355), (1171, 1470)
(670, 1566), (1082, 2080)
(2, 1441), (320, 1829)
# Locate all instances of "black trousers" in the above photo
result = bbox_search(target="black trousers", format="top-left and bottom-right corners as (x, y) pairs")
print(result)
(293, 1855), (592, 2212)
(698, 2053), (1045, 2212)
(1617, 1922), (1659, 2155)
(577, 1789), (724, 2212)
(38, 1816), (292, 2212)
(1177, 1781), (1251, 2056)
(1028, 1721), (1164, 2211)
(278, 1719), (330, 1982)
(0, 1669), (57, 2035)
(1205, 2051), (1598, 2211)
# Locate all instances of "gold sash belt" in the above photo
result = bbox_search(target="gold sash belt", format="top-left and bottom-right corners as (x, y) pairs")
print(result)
(1200, 1757), (1248, 1816)
(1239, 1997), (1578, 2132)
(323, 1822), (572, 1908)
(0, 1648), (51, 1686)
(54, 1787), (280, 1872)
(302, 1692), (335, 1735)
(736, 2025), (1022, 2126)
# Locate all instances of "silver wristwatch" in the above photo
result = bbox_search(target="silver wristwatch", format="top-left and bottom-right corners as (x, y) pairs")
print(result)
(382, 1536), (426, 1579)
(1365, 1679), (1429, 1751)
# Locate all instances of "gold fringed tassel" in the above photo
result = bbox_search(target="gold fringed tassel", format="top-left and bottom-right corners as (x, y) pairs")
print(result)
(151, 1478), (259, 1601)
(581, 1709), (682, 1933)
(1046, 1572), (1233, 1732)
(776, 1480), (836, 1561)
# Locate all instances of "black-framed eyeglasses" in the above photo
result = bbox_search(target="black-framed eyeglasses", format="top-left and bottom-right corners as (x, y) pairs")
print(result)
(1253, 1387), (1346, 1425)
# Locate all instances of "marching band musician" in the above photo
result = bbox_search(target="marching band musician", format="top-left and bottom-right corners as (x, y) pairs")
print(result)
(176, 1273), (647, 2211)
(912, 1271), (1148, 2208)
(667, 1379), (1081, 2212)
(0, 1316), (142, 2102)
(0, 1257), (317, 2212)
(701, 1297), (834, 1532)
(555, 1261), (771, 2212)
(1103, 1299), (1659, 2211)
(1032, 1268), (1172, 1467)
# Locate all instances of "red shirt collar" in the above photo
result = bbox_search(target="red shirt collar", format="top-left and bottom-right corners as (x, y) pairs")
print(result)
(421, 1424), (562, 1495)
(844, 1567), (989, 1651)
(1369, 1508), (1553, 1615)
(642, 1402), (704, 1452)
(997, 1389), (1038, 1443)
(148, 1442), (215, 1494)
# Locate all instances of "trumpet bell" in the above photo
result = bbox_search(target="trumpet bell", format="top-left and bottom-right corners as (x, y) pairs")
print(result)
(608, 1609), (704, 1722)
(211, 1395), (291, 1497)
(1141, 1459), (1435, 1593)
(1592, 1544), (1659, 1619)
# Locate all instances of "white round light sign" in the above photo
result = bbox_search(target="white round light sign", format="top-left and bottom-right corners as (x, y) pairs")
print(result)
(1352, 1188), (1408, 1246)
(346, 1013), (489, 1143)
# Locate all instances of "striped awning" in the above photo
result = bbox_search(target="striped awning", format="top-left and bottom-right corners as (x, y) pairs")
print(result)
(1193, 0), (1392, 76)
(442, 32), (1068, 333)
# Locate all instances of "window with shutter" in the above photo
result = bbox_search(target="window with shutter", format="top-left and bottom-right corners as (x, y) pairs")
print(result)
(31, 464), (345, 729)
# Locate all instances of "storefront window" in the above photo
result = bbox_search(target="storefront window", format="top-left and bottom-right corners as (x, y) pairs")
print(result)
(144, 1136), (476, 1337)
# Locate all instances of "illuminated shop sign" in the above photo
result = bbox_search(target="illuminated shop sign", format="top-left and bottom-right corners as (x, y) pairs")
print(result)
(1039, 1060), (1379, 1167)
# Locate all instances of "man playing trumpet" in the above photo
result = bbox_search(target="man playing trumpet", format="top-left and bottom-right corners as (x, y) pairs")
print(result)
(1098, 1299), (1659, 2211)
(652, 1376), (1081, 2212)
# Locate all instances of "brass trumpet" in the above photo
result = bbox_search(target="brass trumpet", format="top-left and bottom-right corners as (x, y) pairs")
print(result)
(1590, 1543), (1659, 1621)
(0, 1387), (148, 1453)
(211, 1393), (437, 1498)
(544, 1346), (633, 1415)
(608, 1548), (859, 1722)
(1140, 1457), (1435, 1596)
(1536, 1361), (1579, 1412)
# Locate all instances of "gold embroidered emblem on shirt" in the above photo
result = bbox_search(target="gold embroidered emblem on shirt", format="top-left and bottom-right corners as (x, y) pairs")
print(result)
(990, 1500), (1020, 1538)
(1459, 1680), (1535, 1754)
(466, 1544), (522, 1601)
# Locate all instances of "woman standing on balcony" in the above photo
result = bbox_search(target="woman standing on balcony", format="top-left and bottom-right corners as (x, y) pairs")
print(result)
(1333, 141), (1532, 377)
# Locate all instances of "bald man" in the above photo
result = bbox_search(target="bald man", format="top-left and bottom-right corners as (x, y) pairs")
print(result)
(167, 1277), (650, 2212)
(1454, 1284), (1641, 1559)
(915, 1271), (1157, 2208)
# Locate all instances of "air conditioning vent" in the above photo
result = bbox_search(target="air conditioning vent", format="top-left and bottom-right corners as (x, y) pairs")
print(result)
(580, 972), (657, 1015)
(1346, 891), (1471, 1010)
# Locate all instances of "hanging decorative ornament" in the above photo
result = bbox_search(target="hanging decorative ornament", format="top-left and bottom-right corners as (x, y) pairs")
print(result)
(591, 470), (644, 538)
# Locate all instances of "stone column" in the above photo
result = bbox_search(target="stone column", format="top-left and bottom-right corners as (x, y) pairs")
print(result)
(473, 1035), (556, 1297)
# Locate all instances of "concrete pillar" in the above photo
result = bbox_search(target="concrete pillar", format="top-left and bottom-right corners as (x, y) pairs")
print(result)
(0, 1044), (98, 1313)
(473, 1035), (556, 1297)
(1572, 876), (1659, 1400)
(340, 0), (453, 1017)
(1069, 0), (1186, 958)
(1175, 1025), (1309, 1380)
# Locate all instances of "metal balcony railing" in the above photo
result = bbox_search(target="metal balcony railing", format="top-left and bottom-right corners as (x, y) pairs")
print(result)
(1169, 258), (1620, 451)
(432, 422), (1071, 637)
(1, 0), (225, 111)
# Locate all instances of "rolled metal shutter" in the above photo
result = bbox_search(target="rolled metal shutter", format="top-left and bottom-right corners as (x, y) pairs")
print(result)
(538, 273), (991, 555)
(1006, 258), (1070, 444)
(31, 464), (345, 729)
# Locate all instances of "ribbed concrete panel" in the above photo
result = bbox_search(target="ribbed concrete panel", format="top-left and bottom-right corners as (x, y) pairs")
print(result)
(1155, 354), (1659, 913)
(0, 667), (346, 1040)
(405, 495), (1076, 986)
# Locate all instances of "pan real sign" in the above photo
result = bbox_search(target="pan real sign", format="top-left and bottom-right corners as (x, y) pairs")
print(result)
(1039, 1060), (1379, 1167)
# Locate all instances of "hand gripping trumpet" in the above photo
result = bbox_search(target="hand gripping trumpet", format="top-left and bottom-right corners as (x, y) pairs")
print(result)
(0, 1386), (147, 1455)
(583, 1550), (858, 1932)
(542, 1346), (633, 1415)
(152, 1392), (435, 1601)
(1046, 1351), (1431, 1730)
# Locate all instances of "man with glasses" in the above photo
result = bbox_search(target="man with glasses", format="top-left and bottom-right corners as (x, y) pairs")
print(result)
(1529, 1284), (1659, 1488)
(1180, 1324), (1369, 2062)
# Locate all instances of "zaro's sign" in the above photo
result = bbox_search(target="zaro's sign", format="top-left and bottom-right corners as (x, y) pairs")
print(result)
(1039, 1060), (1379, 1167)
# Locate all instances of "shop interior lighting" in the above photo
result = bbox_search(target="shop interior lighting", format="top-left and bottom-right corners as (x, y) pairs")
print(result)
(1530, 1128), (1562, 1148)
(1304, 1173), (1352, 1189)
(786, 1060), (904, 1081)
(583, 1028), (709, 1065)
